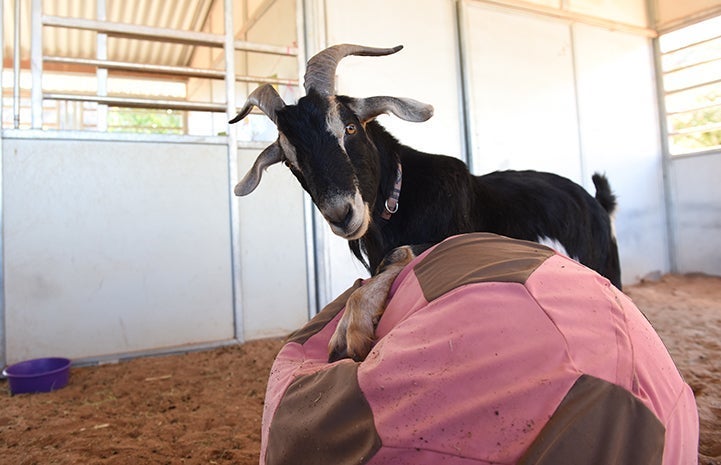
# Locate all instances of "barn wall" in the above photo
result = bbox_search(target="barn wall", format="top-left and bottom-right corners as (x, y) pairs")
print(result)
(572, 24), (668, 282)
(236, 148), (309, 339)
(2, 138), (234, 363)
(461, 3), (668, 283)
(314, 0), (669, 299)
(669, 153), (721, 276)
(0, 137), (308, 364)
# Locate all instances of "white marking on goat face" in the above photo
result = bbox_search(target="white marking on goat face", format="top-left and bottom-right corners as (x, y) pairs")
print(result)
(537, 236), (579, 262)
(325, 97), (347, 152)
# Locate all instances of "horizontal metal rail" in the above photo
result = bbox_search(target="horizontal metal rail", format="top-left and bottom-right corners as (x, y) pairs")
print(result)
(660, 31), (721, 56)
(664, 77), (721, 96)
(666, 100), (721, 117)
(662, 56), (721, 76)
(43, 56), (299, 86)
(44, 92), (227, 112)
(42, 15), (298, 56)
(468, 0), (657, 38)
(43, 15), (224, 46)
(668, 120), (721, 136)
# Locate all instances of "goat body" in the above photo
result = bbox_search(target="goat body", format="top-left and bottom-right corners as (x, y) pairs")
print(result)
(354, 121), (621, 288)
(230, 44), (621, 361)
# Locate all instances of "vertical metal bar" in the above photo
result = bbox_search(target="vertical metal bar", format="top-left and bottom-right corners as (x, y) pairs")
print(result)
(12, 0), (21, 128)
(30, 0), (42, 128)
(454, 0), (473, 171)
(223, 0), (244, 342)
(569, 23), (587, 187)
(1, 0), (5, 128)
(296, 0), (319, 318)
(650, 12), (678, 273)
(302, 0), (330, 312)
(0, 0), (6, 369)
(96, 0), (108, 131)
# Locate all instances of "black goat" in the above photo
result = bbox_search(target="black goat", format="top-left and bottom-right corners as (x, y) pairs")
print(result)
(230, 44), (621, 360)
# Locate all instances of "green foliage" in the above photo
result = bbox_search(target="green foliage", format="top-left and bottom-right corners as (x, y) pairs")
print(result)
(669, 91), (721, 153)
(107, 108), (183, 134)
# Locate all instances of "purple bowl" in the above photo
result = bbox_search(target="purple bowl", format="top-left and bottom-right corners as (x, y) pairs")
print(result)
(3, 357), (71, 395)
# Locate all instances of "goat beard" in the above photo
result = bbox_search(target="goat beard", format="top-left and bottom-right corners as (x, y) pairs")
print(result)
(348, 223), (387, 275)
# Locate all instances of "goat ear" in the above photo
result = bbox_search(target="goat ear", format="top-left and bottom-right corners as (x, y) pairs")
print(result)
(350, 96), (434, 123)
(234, 142), (283, 196)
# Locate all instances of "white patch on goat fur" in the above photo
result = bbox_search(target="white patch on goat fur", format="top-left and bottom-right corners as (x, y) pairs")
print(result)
(536, 236), (579, 262)
(325, 97), (347, 152)
(609, 211), (618, 239)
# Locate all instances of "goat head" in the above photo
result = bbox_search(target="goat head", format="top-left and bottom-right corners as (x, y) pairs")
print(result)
(229, 44), (433, 240)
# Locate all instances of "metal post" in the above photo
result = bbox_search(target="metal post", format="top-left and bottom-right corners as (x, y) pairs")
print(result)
(648, 1), (678, 274)
(569, 23), (587, 187)
(301, 0), (330, 313)
(454, 0), (473, 172)
(297, 0), (319, 318)
(13, 0), (21, 128)
(1, 0), (4, 129)
(30, 0), (42, 129)
(96, 0), (108, 131)
(0, 0), (6, 368)
(223, 0), (244, 342)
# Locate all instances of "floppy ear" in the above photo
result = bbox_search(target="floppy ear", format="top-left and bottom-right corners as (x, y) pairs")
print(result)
(234, 142), (283, 196)
(349, 96), (434, 123)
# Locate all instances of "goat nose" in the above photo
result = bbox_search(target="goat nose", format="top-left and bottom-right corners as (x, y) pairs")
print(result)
(326, 203), (353, 229)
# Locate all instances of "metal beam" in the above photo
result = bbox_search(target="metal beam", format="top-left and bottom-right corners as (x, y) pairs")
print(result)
(30, 0), (43, 128)
(224, 0), (244, 344)
(42, 14), (298, 56)
(43, 93), (227, 112)
(43, 56), (299, 86)
(42, 15), (225, 47)
(12, 0), (21, 128)
(467, 0), (657, 38)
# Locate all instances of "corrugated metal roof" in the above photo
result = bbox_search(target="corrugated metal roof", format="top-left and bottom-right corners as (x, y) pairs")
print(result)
(3, 0), (216, 67)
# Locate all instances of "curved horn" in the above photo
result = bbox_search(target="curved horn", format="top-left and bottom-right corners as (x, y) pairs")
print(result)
(229, 84), (285, 124)
(234, 142), (283, 196)
(349, 96), (434, 123)
(304, 44), (403, 96)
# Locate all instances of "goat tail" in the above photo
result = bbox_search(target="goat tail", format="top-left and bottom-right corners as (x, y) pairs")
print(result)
(591, 173), (617, 215)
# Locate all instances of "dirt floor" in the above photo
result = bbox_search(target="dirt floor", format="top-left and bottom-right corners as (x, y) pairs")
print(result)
(0, 273), (719, 465)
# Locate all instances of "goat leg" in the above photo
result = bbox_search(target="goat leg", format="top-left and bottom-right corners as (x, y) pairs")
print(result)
(328, 246), (418, 362)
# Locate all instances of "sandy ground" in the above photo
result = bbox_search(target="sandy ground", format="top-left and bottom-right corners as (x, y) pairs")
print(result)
(0, 273), (719, 465)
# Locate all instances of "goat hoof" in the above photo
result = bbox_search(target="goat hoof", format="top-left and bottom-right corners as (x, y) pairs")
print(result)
(328, 344), (369, 363)
(328, 346), (349, 363)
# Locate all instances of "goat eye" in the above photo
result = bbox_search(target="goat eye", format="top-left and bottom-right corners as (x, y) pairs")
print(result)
(345, 123), (357, 135)
(284, 160), (291, 168)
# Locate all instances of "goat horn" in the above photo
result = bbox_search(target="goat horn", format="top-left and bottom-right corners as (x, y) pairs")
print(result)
(304, 44), (403, 96)
(229, 84), (285, 125)
(234, 142), (283, 196)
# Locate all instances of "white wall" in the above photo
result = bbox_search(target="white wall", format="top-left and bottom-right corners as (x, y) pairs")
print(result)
(311, 0), (670, 293)
(1, 137), (309, 364)
(2, 138), (234, 363)
(572, 23), (669, 282)
(461, 4), (582, 181)
(670, 153), (721, 276)
(236, 148), (309, 339)
(461, 3), (668, 283)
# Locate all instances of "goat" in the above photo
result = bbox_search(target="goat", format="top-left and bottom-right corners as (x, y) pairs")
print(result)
(230, 44), (621, 361)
